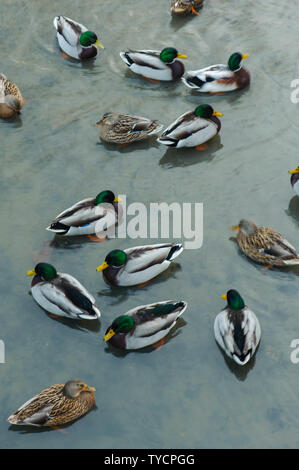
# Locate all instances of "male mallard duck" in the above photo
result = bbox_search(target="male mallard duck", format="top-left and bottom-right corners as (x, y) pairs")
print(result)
(53, 16), (104, 60)
(47, 190), (121, 237)
(27, 263), (101, 319)
(0, 73), (23, 118)
(214, 290), (261, 366)
(157, 104), (222, 149)
(7, 379), (95, 427)
(182, 52), (250, 93)
(171, 0), (204, 15)
(230, 219), (299, 267)
(119, 47), (187, 81)
(96, 242), (183, 287)
(96, 112), (163, 145)
(104, 300), (187, 349)
(289, 166), (299, 196)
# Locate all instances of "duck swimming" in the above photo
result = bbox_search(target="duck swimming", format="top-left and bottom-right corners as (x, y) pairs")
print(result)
(53, 16), (104, 60)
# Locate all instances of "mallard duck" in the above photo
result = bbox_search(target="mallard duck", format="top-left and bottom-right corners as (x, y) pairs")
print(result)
(182, 52), (250, 93)
(7, 379), (95, 427)
(47, 190), (121, 237)
(171, 0), (204, 15)
(214, 290), (261, 366)
(27, 263), (101, 319)
(230, 219), (299, 266)
(119, 47), (187, 81)
(289, 166), (299, 196)
(104, 300), (187, 349)
(0, 73), (23, 118)
(53, 16), (104, 60)
(96, 242), (183, 286)
(157, 104), (222, 149)
(96, 112), (163, 145)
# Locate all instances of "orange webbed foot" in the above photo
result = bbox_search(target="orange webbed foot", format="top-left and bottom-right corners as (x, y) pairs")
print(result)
(195, 144), (208, 151)
(153, 337), (165, 350)
(116, 142), (132, 148)
(61, 51), (71, 60)
(136, 281), (151, 288)
(191, 6), (200, 15)
(51, 426), (68, 433)
(87, 234), (107, 242)
(33, 240), (53, 263)
(142, 75), (160, 84)
(262, 265), (273, 270)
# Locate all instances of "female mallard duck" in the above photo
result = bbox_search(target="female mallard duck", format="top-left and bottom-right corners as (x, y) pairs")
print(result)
(157, 104), (222, 149)
(104, 300), (187, 349)
(27, 263), (101, 319)
(96, 112), (163, 145)
(289, 166), (299, 196)
(47, 190), (121, 237)
(171, 0), (204, 15)
(182, 52), (250, 93)
(7, 379), (95, 427)
(96, 242), (183, 287)
(231, 219), (299, 267)
(0, 73), (23, 118)
(214, 290), (261, 366)
(53, 16), (104, 60)
(119, 47), (187, 81)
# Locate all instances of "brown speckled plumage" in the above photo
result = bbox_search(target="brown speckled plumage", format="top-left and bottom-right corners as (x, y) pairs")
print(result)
(98, 112), (163, 144)
(7, 380), (95, 427)
(234, 220), (299, 266)
(0, 74), (23, 118)
(171, 0), (204, 15)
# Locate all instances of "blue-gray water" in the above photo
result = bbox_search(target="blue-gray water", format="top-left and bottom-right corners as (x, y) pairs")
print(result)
(1, 0), (299, 449)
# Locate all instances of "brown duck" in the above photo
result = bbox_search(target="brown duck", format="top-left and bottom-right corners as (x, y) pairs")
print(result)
(96, 112), (163, 145)
(231, 219), (299, 267)
(0, 74), (23, 118)
(7, 379), (96, 427)
(171, 0), (204, 15)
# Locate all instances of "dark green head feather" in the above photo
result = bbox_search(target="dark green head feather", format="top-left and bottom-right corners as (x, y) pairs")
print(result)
(35, 263), (57, 281)
(95, 190), (116, 205)
(111, 315), (135, 333)
(80, 31), (98, 47)
(226, 289), (245, 311)
(105, 249), (127, 267)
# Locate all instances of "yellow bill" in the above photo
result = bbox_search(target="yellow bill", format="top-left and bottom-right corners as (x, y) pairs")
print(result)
(96, 261), (109, 272)
(114, 197), (122, 203)
(27, 269), (36, 276)
(104, 329), (115, 342)
(177, 53), (188, 59)
(213, 110), (223, 117)
(230, 225), (240, 231)
(221, 294), (227, 300)
(83, 384), (96, 392)
(242, 54), (249, 59)
(95, 40), (104, 49)
(289, 167), (299, 174)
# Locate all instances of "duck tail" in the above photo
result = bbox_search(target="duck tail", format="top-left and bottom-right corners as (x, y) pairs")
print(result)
(167, 243), (184, 261)
(182, 75), (205, 89)
(283, 258), (299, 265)
(46, 221), (69, 235)
(119, 52), (133, 66)
(157, 135), (177, 147)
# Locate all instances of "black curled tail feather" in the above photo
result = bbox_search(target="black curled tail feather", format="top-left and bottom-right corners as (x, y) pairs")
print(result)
(167, 244), (182, 261)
